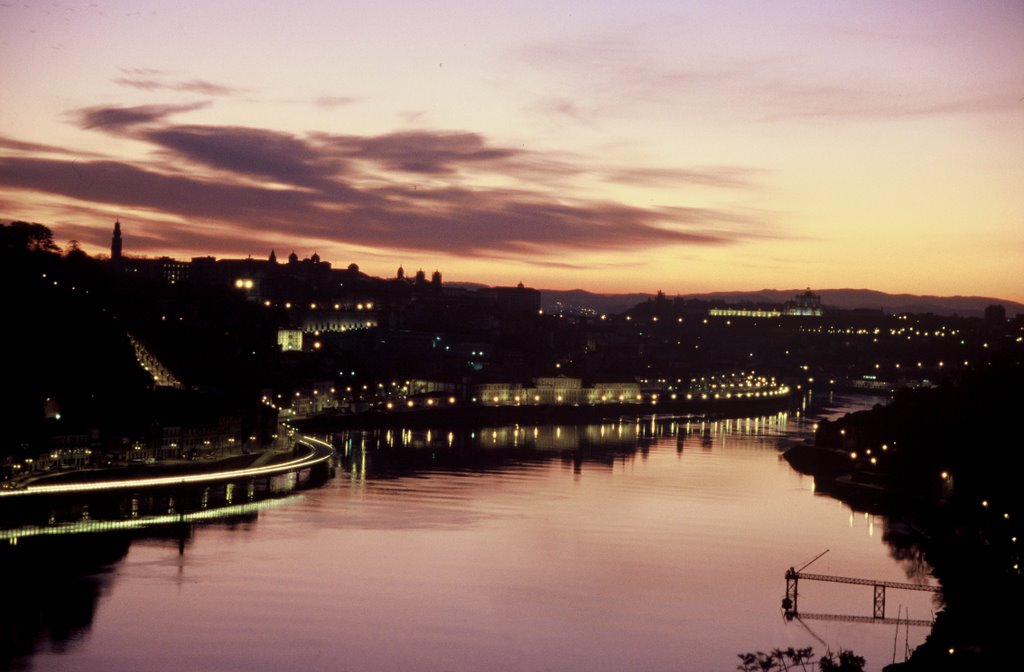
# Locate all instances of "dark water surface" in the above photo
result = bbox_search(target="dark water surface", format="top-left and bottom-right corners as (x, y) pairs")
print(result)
(2, 395), (937, 671)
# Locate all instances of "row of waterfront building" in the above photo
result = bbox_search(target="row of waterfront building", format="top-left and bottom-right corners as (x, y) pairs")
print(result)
(272, 372), (789, 419)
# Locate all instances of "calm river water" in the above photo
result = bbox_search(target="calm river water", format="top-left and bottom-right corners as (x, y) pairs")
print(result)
(2, 394), (938, 672)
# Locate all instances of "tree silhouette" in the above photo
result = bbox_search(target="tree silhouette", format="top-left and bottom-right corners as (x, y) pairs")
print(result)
(818, 649), (865, 672)
(1, 221), (60, 253)
(737, 647), (833, 672)
(737, 651), (778, 672)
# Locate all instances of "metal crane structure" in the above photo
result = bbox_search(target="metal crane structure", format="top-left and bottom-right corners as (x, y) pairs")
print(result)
(781, 550), (939, 627)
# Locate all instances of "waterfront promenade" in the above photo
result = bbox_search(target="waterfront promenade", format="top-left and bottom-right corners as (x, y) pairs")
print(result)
(299, 387), (793, 431)
(0, 436), (334, 498)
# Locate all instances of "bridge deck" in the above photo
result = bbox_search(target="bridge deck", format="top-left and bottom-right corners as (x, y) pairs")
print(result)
(796, 572), (939, 592)
(796, 612), (933, 627)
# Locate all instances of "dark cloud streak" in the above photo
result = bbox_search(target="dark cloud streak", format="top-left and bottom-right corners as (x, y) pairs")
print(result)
(322, 131), (519, 175)
(76, 102), (209, 131)
(0, 157), (323, 228)
(144, 125), (351, 190)
(2, 107), (776, 261)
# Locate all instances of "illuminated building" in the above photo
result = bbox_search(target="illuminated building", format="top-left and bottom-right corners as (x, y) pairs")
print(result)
(704, 290), (823, 318)
(470, 378), (643, 406)
(300, 311), (378, 333)
(586, 382), (642, 404)
(708, 307), (782, 318)
(277, 329), (303, 352)
(784, 289), (824, 316)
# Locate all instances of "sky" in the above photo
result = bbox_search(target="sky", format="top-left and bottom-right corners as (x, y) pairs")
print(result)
(1, 0), (1022, 300)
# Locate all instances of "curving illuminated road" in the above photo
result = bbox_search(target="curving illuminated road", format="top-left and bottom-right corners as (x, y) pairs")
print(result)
(0, 436), (334, 498)
(0, 496), (299, 541)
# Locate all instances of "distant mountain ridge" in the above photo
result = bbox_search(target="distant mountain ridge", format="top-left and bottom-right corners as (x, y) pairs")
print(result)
(538, 287), (1024, 318)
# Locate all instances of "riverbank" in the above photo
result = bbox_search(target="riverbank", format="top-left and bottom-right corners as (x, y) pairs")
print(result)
(783, 363), (1023, 670)
(0, 437), (334, 498)
(296, 392), (793, 431)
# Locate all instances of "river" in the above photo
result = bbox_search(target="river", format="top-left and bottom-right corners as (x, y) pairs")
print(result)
(1, 393), (937, 671)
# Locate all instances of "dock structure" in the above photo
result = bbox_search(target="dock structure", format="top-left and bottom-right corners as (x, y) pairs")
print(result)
(783, 567), (939, 626)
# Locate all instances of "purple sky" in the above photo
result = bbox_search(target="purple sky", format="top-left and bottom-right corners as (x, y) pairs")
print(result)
(1, 1), (1021, 299)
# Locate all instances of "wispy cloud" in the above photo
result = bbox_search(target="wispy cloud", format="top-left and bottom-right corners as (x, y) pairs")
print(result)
(515, 36), (734, 120)
(756, 85), (1021, 122)
(0, 134), (103, 157)
(516, 31), (1022, 126)
(313, 95), (358, 109)
(600, 166), (762, 190)
(534, 97), (595, 126)
(114, 71), (243, 97)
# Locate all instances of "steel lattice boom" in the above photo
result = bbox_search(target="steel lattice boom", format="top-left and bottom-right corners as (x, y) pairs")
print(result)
(782, 567), (939, 624)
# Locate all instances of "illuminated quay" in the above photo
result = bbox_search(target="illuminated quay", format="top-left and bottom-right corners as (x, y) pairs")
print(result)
(0, 496), (297, 542)
(0, 437), (334, 499)
(299, 374), (792, 431)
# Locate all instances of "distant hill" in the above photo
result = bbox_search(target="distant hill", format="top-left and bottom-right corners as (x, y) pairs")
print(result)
(444, 281), (490, 291)
(538, 287), (1024, 318)
(538, 289), (654, 315)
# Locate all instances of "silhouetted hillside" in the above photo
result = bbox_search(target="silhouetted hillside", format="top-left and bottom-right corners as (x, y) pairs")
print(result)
(540, 287), (1024, 317)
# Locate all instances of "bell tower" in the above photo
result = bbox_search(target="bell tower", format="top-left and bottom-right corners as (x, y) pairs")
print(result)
(111, 220), (123, 262)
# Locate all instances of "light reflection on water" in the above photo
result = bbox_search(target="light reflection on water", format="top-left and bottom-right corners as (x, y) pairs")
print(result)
(4, 395), (935, 672)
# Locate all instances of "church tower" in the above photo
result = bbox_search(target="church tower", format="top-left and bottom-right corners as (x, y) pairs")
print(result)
(111, 220), (123, 262)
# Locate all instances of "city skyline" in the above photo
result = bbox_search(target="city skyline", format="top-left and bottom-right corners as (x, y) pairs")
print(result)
(1, 1), (1022, 301)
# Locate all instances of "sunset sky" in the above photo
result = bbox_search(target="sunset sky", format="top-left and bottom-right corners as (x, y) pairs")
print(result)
(1, 1), (1021, 300)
